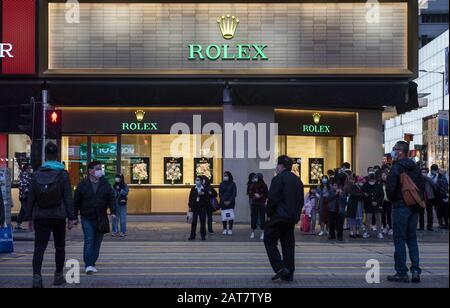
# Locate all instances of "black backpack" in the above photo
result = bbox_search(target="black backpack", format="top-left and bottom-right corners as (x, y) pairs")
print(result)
(33, 169), (64, 209)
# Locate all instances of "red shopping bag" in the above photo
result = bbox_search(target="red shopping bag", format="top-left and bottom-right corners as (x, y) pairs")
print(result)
(299, 214), (310, 233)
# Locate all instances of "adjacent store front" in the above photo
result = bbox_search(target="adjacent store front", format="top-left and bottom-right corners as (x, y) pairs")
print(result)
(0, 0), (419, 220)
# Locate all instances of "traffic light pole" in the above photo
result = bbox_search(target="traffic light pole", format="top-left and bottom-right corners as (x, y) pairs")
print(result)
(42, 90), (48, 163)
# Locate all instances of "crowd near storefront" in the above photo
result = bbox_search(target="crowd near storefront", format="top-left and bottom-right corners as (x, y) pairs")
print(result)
(1, 0), (422, 224)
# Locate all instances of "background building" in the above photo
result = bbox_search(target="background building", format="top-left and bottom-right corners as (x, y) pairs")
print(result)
(384, 30), (449, 168)
(419, 0), (449, 47)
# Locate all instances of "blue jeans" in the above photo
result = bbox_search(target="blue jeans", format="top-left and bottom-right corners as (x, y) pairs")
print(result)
(112, 205), (127, 234)
(392, 205), (421, 275)
(81, 218), (104, 268)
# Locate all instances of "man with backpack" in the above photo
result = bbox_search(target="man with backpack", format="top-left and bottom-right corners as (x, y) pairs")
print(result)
(25, 142), (78, 288)
(386, 141), (425, 283)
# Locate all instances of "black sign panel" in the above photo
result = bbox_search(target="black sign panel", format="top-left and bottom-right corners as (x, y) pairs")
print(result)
(275, 110), (357, 136)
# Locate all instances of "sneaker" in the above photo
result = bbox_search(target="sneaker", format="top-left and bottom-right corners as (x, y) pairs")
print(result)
(382, 228), (388, 234)
(388, 229), (393, 236)
(86, 266), (96, 275)
(318, 231), (325, 236)
(377, 233), (384, 239)
(371, 226), (377, 232)
(201, 237), (206, 241)
(260, 232), (264, 240)
(250, 232), (255, 239)
(387, 273), (410, 283)
(111, 233), (118, 237)
(32, 274), (43, 288)
(53, 272), (66, 286)
(119, 233), (126, 237)
(411, 272), (421, 283)
(188, 236), (196, 241)
(363, 232), (370, 239)
(228, 230), (233, 235)
(222, 230), (228, 235)
(92, 267), (98, 273)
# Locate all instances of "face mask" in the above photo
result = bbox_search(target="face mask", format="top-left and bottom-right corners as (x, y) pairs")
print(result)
(253, 178), (258, 183)
(358, 183), (364, 187)
(369, 181), (376, 185)
(195, 180), (202, 187)
(431, 171), (438, 176)
(94, 170), (103, 179)
(223, 176), (229, 182)
(115, 178), (121, 183)
(368, 171), (375, 175)
(391, 150), (398, 161)
(322, 179), (328, 184)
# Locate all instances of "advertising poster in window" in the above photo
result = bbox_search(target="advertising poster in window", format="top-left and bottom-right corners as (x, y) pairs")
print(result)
(130, 157), (150, 185)
(164, 157), (183, 185)
(309, 158), (324, 184)
(291, 158), (302, 179)
(194, 158), (213, 182)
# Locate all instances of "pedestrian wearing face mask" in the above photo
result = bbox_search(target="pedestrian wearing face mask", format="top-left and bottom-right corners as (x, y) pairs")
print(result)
(347, 176), (365, 238)
(317, 175), (332, 236)
(380, 171), (393, 235)
(363, 174), (385, 239)
(111, 174), (129, 237)
(219, 171), (237, 235)
(201, 176), (218, 234)
(188, 176), (208, 240)
(74, 161), (116, 275)
(249, 173), (268, 240)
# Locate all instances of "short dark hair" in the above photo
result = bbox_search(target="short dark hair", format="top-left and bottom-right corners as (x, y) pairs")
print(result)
(395, 141), (409, 154)
(44, 142), (58, 161)
(430, 164), (439, 172)
(88, 160), (102, 170)
(342, 162), (351, 170)
(277, 155), (293, 171)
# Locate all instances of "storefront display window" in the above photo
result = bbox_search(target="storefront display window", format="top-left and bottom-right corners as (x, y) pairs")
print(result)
(280, 136), (353, 186)
(61, 136), (88, 187)
(7, 134), (31, 184)
(91, 136), (118, 185)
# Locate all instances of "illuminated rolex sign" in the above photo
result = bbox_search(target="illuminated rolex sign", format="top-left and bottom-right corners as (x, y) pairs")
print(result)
(188, 15), (268, 61)
(121, 110), (158, 132)
(302, 113), (332, 134)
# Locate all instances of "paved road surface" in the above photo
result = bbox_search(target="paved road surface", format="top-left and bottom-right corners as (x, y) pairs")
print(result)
(0, 240), (448, 288)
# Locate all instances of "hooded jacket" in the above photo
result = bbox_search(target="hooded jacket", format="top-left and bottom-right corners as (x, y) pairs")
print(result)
(25, 161), (76, 221)
(386, 158), (425, 207)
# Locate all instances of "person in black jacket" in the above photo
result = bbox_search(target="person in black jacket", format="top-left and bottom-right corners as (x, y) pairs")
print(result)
(264, 156), (304, 282)
(362, 174), (384, 239)
(219, 171), (237, 235)
(386, 141), (425, 284)
(249, 173), (269, 240)
(188, 176), (209, 240)
(25, 142), (77, 288)
(74, 160), (116, 275)
(202, 175), (218, 234)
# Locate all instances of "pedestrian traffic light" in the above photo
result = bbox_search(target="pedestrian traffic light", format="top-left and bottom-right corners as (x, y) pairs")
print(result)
(46, 110), (62, 139)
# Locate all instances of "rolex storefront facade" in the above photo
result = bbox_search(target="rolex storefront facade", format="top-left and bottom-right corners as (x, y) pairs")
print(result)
(1, 0), (419, 219)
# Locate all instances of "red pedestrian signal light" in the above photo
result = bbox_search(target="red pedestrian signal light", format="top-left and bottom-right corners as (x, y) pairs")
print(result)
(50, 111), (59, 123)
(46, 110), (62, 139)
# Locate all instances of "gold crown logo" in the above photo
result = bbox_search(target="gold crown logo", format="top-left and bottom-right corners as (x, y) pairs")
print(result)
(312, 113), (321, 124)
(217, 15), (239, 40)
(135, 110), (146, 122)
